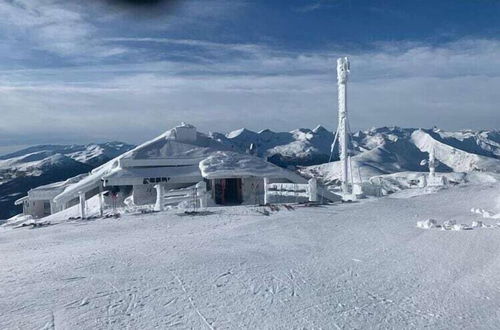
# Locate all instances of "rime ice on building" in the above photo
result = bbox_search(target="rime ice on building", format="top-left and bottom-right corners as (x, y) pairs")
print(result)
(16, 124), (340, 218)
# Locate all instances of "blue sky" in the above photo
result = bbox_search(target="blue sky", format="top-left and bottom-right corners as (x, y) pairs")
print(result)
(0, 0), (499, 153)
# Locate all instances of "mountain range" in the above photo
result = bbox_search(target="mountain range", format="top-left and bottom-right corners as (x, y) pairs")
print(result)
(297, 127), (500, 184)
(0, 142), (134, 219)
(1, 127), (499, 219)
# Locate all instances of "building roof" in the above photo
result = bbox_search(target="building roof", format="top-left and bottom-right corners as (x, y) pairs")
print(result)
(103, 165), (202, 186)
(122, 132), (230, 162)
(52, 123), (311, 205)
(15, 174), (88, 204)
(199, 151), (290, 179)
(52, 124), (230, 204)
(14, 196), (28, 205)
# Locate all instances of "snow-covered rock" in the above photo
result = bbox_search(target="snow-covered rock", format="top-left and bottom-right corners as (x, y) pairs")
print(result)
(472, 220), (483, 228)
(451, 223), (470, 231)
(416, 218), (437, 229)
(442, 220), (457, 230)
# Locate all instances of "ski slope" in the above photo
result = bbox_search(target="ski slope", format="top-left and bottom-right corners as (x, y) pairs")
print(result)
(1, 182), (500, 329)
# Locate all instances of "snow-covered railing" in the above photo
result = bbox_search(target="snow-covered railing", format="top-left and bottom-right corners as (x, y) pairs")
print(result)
(264, 178), (318, 204)
(154, 181), (208, 211)
(426, 174), (447, 187)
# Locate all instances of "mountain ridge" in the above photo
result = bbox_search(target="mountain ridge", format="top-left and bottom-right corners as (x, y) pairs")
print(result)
(1, 127), (499, 219)
(0, 142), (135, 219)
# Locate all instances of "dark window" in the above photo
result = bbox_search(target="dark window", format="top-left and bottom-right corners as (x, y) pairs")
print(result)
(43, 202), (51, 215)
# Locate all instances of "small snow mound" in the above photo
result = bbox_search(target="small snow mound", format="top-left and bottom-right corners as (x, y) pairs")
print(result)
(1, 214), (34, 229)
(472, 220), (483, 228)
(451, 224), (470, 231)
(416, 219), (437, 229)
(471, 208), (500, 219)
(441, 220), (456, 230)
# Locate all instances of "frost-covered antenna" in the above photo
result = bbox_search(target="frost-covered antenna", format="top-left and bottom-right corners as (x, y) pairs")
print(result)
(337, 57), (351, 194)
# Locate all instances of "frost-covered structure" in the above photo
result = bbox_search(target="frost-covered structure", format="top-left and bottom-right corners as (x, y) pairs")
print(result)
(14, 174), (87, 219)
(337, 57), (351, 194)
(14, 123), (339, 218)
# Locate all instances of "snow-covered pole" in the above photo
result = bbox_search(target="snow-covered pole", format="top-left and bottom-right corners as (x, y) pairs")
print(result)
(79, 191), (86, 219)
(429, 146), (436, 178)
(337, 57), (350, 194)
(196, 181), (208, 209)
(154, 184), (165, 212)
(308, 178), (318, 202)
(263, 177), (269, 205)
(98, 183), (104, 217)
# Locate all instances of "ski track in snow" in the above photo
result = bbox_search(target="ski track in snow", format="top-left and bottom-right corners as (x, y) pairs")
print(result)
(1, 182), (500, 329)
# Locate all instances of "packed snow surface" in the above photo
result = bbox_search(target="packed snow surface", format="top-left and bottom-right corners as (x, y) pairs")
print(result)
(1, 182), (500, 329)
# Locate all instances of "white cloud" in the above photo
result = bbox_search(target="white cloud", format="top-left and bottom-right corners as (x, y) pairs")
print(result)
(0, 0), (130, 59)
(293, 0), (337, 13)
(0, 0), (245, 60)
(0, 7), (498, 147)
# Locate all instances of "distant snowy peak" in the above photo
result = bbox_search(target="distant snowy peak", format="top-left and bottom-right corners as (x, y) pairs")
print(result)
(226, 128), (258, 140)
(222, 126), (334, 166)
(0, 142), (134, 219)
(220, 126), (499, 169)
(66, 142), (135, 165)
(411, 130), (499, 173)
(0, 153), (84, 178)
(300, 127), (500, 184)
(0, 142), (135, 166)
(426, 129), (500, 159)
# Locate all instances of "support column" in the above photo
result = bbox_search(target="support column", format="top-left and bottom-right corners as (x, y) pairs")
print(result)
(263, 177), (269, 205)
(79, 192), (86, 219)
(98, 184), (104, 217)
(308, 178), (318, 202)
(420, 175), (427, 188)
(154, 184), (165, 212)
(196, 181), (207, 209)
(50, 202), (56, 215)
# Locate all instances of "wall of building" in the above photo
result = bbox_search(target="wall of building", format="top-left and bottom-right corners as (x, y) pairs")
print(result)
(132, 185), (156, 205)
(208, 177), (299, 206)
(174, 125), (197, 142)
(103, 185), (132, 209)
(241, 177), (265, 205)
(24, 199), (51, 219)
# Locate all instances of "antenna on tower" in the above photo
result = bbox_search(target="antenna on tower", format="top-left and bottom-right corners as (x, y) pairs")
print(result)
(328, 57), (363, 199)
(336, 57), (351, 194)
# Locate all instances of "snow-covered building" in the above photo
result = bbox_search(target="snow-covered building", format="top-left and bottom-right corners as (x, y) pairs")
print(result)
(14, 174), (87, 219)
(14, 123), (339, 218)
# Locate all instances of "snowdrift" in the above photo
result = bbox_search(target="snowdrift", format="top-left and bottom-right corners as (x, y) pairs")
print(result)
(199, 151), (289, 179)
